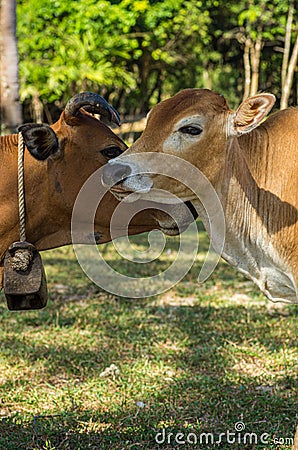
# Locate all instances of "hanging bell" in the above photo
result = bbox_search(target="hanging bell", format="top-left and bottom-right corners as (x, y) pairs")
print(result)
(4, 241), (48, 310)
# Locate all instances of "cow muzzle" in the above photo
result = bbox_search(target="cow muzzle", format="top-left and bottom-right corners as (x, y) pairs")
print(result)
(102, 159), (153, 201)
(102, 161), (132, 188)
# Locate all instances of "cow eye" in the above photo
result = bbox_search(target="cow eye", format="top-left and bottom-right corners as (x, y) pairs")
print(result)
(178, 125), (202, 136)
(100, 146), (123, 159)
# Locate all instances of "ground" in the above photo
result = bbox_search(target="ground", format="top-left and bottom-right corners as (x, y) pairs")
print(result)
(0, 223), (297, 449)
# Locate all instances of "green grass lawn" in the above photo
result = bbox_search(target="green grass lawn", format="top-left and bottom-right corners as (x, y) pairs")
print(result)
(0, 225), (297, 449)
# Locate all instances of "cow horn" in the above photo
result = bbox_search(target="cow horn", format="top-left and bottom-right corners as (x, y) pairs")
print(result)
(64, 92), (121, 126)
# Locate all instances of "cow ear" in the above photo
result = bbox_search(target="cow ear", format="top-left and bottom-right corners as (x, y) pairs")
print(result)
(18, 123), (59, 160)
(228, 94), (276, 137)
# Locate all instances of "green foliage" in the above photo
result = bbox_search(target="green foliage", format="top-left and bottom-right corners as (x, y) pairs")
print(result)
(16, 0), (297, 118)
(17, 0), (138, 104)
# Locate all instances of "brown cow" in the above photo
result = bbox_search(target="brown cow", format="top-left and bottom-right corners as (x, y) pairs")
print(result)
(0, 92), (195, 290)
(102, 88), (298, 303)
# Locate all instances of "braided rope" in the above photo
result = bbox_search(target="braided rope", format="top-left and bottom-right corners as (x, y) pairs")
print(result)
(11, 132), (34, 272)
(11, 249), (33, 271)
(18, 132), (26, 242)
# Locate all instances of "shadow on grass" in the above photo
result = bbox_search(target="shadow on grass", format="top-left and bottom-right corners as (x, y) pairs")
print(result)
(0, 224), (297, 449)
(0, 385), (297, 450)
(0, 298), (297, 367)
(0, 294), (297, 449)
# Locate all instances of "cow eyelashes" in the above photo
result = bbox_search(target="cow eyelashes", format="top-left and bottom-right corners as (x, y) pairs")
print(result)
(178, 125), (203, 136)
(100, 146), (123, 159)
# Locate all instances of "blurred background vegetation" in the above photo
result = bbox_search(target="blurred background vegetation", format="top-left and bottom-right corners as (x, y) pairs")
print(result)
(0, 0), (297, 133)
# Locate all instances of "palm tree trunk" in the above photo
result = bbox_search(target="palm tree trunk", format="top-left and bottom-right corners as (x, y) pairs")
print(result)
(0, 0), (23, 133)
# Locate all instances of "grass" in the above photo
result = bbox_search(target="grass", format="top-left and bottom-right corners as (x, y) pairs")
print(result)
(0, 223), (297, 449)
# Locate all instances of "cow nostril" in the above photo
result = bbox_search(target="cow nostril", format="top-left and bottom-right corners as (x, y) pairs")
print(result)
(102, 162), (132, 187)
(113, 163), (131, 182)
(114, 179), (126, 186)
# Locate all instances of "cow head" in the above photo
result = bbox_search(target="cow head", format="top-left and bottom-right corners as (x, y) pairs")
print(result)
(101, 89), (275, 203)
(9, 92), (195, 252)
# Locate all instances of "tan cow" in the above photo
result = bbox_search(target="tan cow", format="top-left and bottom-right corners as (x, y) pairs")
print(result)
(0, 92), (194, 290)
(102, 88), (298, 303)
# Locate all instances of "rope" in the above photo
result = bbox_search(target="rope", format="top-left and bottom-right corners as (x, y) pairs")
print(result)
(11, 249), (33, 271)
(10, 132), (33, 272)
(18, 132), (26, 242)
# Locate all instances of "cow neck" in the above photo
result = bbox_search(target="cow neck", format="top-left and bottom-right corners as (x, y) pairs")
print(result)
(215, 133), (298, 302)
(0, 133), (26, 263)
(0, 135), (17, 263)
(222, 131), (269, 235)
(0, 133), (18, 153)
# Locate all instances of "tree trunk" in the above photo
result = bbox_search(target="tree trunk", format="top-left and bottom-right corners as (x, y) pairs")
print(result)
(281, 2), (294, 91)
(280, 2), (298, 110)
(203, 67), (212, 90)
(32, 91), (43, 123)
(249, 35), (262, 96)
(280, 34), (298, 110)
(0, 0), (23, 133)
(243, 38), (252, 100)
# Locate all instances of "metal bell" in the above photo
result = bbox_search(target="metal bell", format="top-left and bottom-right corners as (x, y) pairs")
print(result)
(4, 241), (48, 310)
